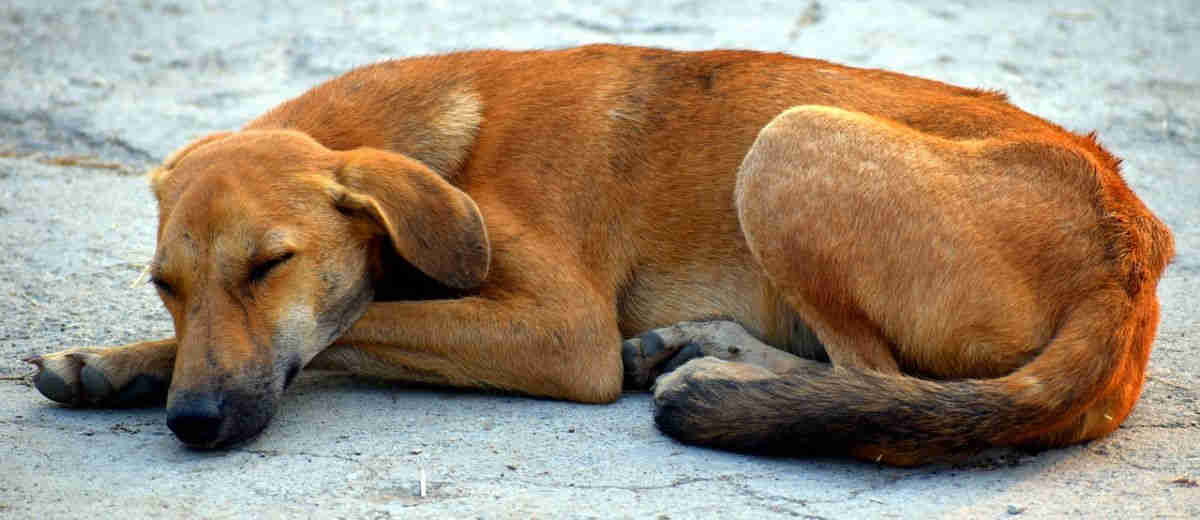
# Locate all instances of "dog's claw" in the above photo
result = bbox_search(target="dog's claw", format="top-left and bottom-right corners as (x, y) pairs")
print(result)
(30, 361), (80, 405)
(23, 355), (77, 404)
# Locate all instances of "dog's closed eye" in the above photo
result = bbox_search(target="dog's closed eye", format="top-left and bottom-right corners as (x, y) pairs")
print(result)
(250, 252), (294, 284)
(151, 276), (175, 297)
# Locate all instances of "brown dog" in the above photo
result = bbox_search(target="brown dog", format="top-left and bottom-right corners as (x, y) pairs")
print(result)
(26, 45), (1173, 465)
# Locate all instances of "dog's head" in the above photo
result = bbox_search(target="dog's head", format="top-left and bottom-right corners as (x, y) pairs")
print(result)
(147, 130), (489, 448)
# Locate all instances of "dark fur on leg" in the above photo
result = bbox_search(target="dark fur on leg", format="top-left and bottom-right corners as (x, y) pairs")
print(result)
(653, 362), (1021, 465)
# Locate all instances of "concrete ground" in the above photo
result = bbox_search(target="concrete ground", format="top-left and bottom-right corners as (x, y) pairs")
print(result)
(1, 1), (1197, 518)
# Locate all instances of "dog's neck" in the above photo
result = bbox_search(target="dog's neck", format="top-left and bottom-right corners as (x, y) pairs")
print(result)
(244, 57), (485, 180)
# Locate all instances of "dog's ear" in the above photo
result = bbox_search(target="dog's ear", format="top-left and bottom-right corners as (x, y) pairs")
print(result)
(149, 132), (233, 200)
(332, 147), (490, 289)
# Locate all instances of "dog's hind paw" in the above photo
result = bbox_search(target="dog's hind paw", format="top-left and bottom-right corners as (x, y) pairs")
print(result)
(623, 320), (765, 390)
(653, 356), (777, 402)
(622, 332), (691, 390)
(651, 356), (780, 448)
(623, 319), (820, 391)
(24, 347), (169, 407)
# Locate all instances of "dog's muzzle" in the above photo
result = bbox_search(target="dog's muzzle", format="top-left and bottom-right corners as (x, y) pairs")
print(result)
(166, 389), (278, 448)
(166, 392), (226, 446)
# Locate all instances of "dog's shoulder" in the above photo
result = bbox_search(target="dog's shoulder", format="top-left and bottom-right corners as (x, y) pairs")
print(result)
(246, 52), (494, 179)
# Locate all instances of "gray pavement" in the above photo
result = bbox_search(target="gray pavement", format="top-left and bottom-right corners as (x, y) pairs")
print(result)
(1, 1), (1198, 518)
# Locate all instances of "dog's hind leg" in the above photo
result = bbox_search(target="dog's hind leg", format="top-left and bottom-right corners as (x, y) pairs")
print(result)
(649, 104), (1173, 465)
(25, 339), (176, 407)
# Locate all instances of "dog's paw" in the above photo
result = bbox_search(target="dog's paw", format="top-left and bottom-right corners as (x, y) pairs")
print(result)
(650, 357), (781, 451)
(622, 320), (762, 390)
(653, 357), (777, 401)
(24, 347), (168, 407)
(652, 356), (718, 401)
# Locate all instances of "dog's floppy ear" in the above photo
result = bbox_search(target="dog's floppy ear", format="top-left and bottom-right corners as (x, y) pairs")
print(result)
(333, 147), (490, 289)
(148, 131), (233, 200)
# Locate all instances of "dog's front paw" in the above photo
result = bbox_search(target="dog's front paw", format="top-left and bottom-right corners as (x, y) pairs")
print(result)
(24, 347), (169, 407)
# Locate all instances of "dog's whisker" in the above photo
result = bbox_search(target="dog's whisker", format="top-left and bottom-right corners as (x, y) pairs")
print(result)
(130, 263), (152, 289)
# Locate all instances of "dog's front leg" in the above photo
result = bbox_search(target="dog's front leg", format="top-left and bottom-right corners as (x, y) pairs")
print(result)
(308, 294), (625, 404)
(26, 338), (176, 407)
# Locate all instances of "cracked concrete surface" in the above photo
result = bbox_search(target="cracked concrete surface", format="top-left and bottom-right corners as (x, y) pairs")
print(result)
(1, 0), (1198, 518)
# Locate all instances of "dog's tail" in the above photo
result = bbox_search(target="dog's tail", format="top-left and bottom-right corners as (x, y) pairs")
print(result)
(653, 289), (1162, 466)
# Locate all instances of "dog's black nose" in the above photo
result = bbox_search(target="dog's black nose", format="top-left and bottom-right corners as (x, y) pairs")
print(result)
(166, 393), (224, 447)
